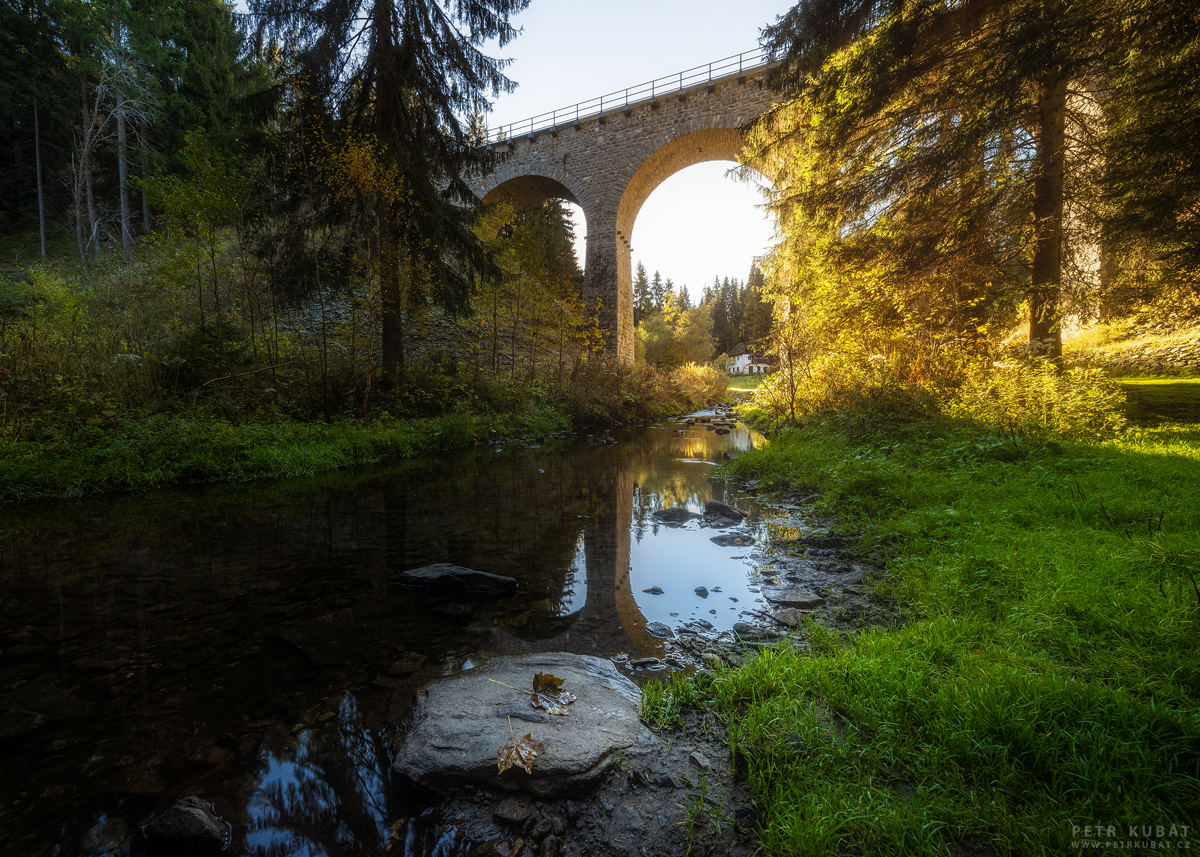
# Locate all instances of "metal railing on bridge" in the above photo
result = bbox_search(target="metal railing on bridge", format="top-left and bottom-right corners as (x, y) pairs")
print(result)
(484, 47), (770, 146)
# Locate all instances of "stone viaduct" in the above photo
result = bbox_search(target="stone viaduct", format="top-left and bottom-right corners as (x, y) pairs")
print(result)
(471, 53), (779, 364)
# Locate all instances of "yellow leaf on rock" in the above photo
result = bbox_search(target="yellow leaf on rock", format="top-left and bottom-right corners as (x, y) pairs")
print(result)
(497, 732), (546, 775)
(532, 672), (565, 693)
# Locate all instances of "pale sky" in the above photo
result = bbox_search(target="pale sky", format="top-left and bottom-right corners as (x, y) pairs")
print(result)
(483, 0), (789, 294)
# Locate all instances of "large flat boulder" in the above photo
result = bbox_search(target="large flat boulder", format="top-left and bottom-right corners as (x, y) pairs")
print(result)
(397, 563), (517, 595)
(393, 652), (656, 797)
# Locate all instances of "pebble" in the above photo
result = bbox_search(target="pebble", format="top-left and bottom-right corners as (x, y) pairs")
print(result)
(689, 750), (714, 772)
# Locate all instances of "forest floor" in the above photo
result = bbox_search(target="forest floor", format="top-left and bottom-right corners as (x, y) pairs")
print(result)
(651, 376), (1200, 856)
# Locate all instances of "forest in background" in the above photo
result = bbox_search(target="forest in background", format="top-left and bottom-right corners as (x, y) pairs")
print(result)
(0, 0), (734, 462)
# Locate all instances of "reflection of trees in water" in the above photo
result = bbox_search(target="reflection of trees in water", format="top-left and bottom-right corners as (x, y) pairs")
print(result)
(246, 696), (393, 857)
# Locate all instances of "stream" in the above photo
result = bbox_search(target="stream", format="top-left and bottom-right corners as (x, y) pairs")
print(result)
(0, 409), (797, 856)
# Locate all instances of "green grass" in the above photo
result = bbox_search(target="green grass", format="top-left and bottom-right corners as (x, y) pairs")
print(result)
(709, 417), (1200, 856)
(0, 407), (568, 502)
(1120, 376), (1200, 425)
(728, 374), (769, 391)
(641, 672), (706, 729)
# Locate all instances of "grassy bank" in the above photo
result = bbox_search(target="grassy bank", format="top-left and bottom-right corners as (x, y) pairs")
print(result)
(0, 363), (730, 503)
(0, 408), (563, 503)
(700, 415), (1200, 855)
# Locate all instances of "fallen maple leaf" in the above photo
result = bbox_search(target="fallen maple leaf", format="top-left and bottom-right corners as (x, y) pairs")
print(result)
(497, 717), (545, 775)
(532, 692), (570, 715)
(531, 672), (577, 715)
(533, 672), (565, 693)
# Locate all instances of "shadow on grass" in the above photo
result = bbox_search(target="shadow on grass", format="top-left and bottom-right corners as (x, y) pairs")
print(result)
(1121, 376), (1200, 425)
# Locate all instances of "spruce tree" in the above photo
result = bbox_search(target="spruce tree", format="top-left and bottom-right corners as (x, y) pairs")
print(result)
(710, 275), (730, 352)
(252, 0), (529, 382)
(650, 270), (666, 309)
(757, 0), (1123, 360)
(633, 262), (652, 324)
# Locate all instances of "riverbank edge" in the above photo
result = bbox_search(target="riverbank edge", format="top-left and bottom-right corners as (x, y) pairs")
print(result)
(0, 405), (574, 505)
(656, 416), (1200, 856)
(1, 371), (734, 506)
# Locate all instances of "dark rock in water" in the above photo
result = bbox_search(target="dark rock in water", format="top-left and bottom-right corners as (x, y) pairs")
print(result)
(144, 796), (229, 852)
(387, 652), (427, 675)
(703, 500), (746, 527)
(2, 643), (49, 662)
(689, 618), (715, 630)
(631, 657), (661, 668)
(493, 796), (532, 825)
(530, 817), (553, 841)
(694, 586), (709, 599)
(0, 708), (44, 740)
(81, 815), (130, 855)
(276, 609), (365, 666)
(652, 507), (699, 525)
(762, 587), (826, 609)
(714, 428), (731, 435)
(733, 622), (783, 644)
(644, 622), (673, 639)
(641, 586), (665, 595)
(393, 652), (656, 797)
(709, 532), (755, 547)
(0, 677), (92, 734)
(397, 563), (518, 595)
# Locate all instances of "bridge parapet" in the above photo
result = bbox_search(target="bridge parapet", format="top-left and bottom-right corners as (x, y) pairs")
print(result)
(485, 48), (769, 146)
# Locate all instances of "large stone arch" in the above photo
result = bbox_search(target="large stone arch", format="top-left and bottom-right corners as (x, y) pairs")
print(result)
(615, 128), (747, 245)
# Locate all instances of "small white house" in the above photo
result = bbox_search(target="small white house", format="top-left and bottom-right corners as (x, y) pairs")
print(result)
(727, 344), (772, 375)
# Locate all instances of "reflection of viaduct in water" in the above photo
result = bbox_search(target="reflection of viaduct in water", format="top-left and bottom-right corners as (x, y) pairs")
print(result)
(486, 465), (664, 660)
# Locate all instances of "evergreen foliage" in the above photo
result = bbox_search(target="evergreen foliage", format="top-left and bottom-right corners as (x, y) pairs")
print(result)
(633, 262), (652, 324)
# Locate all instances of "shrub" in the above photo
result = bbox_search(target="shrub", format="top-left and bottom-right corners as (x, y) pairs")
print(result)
(945, 359), (1127, 438)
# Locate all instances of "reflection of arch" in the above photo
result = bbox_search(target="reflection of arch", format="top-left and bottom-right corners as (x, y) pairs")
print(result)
(469, 459), (664, 661)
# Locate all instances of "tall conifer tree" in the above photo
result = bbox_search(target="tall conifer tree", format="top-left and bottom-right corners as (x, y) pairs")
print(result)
(252, 0), (528, 382)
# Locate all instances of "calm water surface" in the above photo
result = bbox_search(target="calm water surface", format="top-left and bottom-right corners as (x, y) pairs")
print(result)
(0, 413), (787, 856)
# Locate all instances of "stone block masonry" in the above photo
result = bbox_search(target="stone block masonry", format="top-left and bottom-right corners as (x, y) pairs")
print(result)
(470, 69), (780, 364)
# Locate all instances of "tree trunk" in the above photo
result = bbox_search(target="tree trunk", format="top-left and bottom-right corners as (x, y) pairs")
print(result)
(34, 91), (46, 259)
(117, 91), (133, 260)
(73, 153), (85, 263)
(141, 140), (153, 232)
(375, 0), (404, 387)
(1029, 66), (1067, 361)
(82, 82), (100, 258)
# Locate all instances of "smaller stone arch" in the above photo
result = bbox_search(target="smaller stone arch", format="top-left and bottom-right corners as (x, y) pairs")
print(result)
(479, 167), (588, 212)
